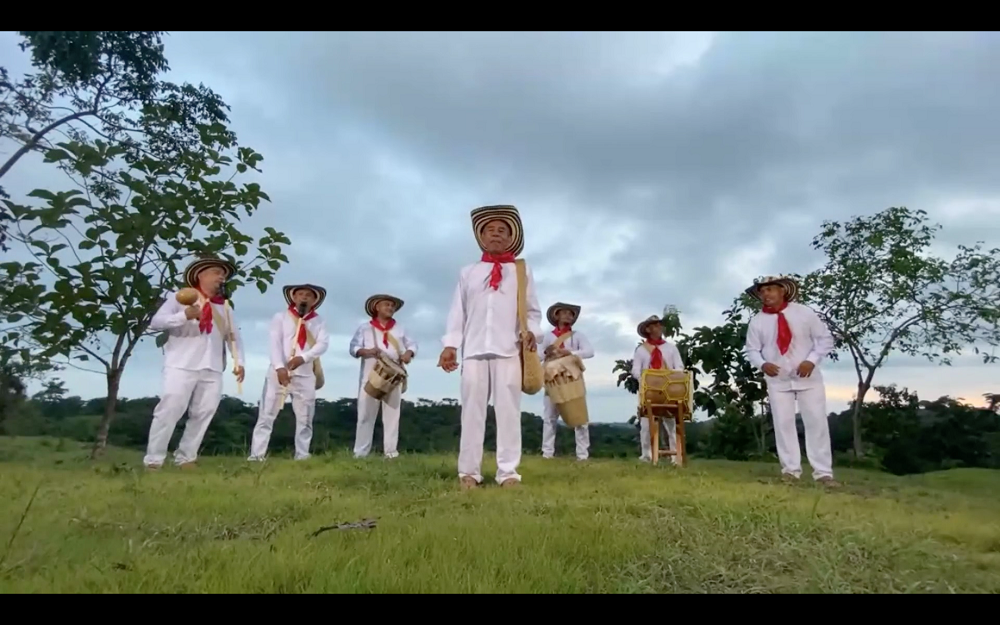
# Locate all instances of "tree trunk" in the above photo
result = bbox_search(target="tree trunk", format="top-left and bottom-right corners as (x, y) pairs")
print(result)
(851, 381), (870, 459)
(90, 369), (122, 459)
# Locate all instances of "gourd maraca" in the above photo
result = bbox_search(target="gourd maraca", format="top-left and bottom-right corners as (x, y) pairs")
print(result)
(176, 288), (200, 306)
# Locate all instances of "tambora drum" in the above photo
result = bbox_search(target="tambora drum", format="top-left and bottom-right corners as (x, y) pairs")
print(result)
(543, 354), (589, 428)
(639, 368), (693, 420)
(363, 353), (408, 401)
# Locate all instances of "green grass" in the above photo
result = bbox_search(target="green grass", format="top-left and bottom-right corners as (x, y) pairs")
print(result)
(1, 436), (999, 593)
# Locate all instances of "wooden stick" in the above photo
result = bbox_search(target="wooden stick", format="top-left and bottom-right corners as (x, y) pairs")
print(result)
(224, 301), (242, 395)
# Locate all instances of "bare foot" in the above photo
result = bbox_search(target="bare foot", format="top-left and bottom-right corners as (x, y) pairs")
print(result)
(460, 476), (478, 490)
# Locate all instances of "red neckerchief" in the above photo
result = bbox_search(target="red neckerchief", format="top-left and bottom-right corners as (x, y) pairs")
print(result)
(761, 301), (792, 355)
(288, 304), (318, 349)
(552, 326), (572, 350)
(481, 252), (515, 290)
(370, 317), (396, 348)
(196, 287), (227, 334)
(645, 337), (666, 369)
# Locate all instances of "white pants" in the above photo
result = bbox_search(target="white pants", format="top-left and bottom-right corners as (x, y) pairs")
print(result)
(640, 415), (678, 465)
(459, 355), (522, 484)
(248, 367), (316, 461)
(353, 374), (402, 459)
(769, 385), (833, 479)
(144, 367), (223, 467)
(541, 394), (590, 460)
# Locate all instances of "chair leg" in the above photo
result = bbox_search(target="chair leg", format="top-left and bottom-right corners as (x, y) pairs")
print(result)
(676, 413), (687, 467)
(650, 413), (660, 466)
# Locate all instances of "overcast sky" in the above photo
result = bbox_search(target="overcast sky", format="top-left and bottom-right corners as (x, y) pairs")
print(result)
(3, 31), (999, 423)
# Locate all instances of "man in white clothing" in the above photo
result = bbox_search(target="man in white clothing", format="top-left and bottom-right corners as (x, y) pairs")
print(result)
(631, 315), (685, 464)
(248, 283), (330, 462)
(744, 275), (839, 486)
(350, 293), (417, 459)
(144, 256), (245, 470)
(540, 302), (594, 461)
(438, 204), (541, 489)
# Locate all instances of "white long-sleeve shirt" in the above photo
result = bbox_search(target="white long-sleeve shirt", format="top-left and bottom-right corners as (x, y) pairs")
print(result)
(540, 328), (594, 362)
(744, 301), (834, 392)
(149, 290), (245, 373)
(350, 320), (418, 388)
(349, 321), (418, 363)
(268, 310), (330, 377)
(442, 260), (542, 358)
(631, 340), (684, 381)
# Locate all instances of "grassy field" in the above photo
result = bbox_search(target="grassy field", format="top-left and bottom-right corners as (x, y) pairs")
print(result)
(1, 436), (999, 593)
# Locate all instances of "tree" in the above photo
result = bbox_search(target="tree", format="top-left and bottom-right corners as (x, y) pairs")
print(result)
(0, 32), (188, 251)
(801, 206), (1000, 458)
(0, 32), (292, 457)
(983, 393), (1000, 414)
(677, 304), (771, 459)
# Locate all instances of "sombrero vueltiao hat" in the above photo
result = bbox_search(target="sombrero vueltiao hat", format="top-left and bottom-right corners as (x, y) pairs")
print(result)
(471, 204), (524, 257)
(364, 293), (404, 318)
(183, 256), (237, 289)
(744, 275), (800, 304)
(546, 302), (581, 328)
(283, 284), (327, 311)
(636, 315), (664, 338)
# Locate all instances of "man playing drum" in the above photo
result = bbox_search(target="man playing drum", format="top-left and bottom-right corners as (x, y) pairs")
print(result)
(438, 204), (541, 489)
(143, 256), (246, 470)
(631, 314), (685, 465)
(540, 302), (594, 461)
(350, 293), (417, 459)
(743, 275), (839, 487)
(247, 283), (330, 462)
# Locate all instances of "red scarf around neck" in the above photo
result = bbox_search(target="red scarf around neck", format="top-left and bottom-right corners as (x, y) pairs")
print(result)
(646, 337), (666, 369)
(370, 317), (396, 348)
(288, 304), (318, 349)
(196, 287), (227, 334)
(481, 252), (515, 290)
(762, 301), (792, 355)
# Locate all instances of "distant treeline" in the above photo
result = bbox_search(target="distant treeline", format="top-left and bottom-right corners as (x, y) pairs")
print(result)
(3, 382), (999, 475)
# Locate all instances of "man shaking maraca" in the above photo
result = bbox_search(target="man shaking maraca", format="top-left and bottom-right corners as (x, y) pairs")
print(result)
(143, 255), (246, 471)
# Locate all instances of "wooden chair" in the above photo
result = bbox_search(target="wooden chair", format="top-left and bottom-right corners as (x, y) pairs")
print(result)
(639, 368), (694, 466)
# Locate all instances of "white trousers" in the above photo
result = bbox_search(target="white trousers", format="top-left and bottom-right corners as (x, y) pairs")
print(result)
(459, 355), (522, 484)
(769, 385), (833, 479)
(144, 367), (223, 467)
(541, 394), (590, 460)
(640, 415), (677, 465)
(353, 361), (402, 459)
(248, 366), (316, 461)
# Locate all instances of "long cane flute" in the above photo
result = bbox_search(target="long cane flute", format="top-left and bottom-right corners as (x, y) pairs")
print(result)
(224, 301), (242, 395)
(277, 315), (304, 410)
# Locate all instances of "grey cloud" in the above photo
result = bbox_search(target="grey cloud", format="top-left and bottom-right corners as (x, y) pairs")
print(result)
(5, 31), (1000, 416)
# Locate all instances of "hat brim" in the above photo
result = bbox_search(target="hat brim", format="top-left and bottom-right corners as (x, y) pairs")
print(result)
(745, 276), (800, 304)
(637, 315), (663, 338)
(183, 257), (237, 289)
(365, 294), (404, 318)
(546, 302), (581, 327)
(283, 284), (327, 311)
(471, 204), (524, 257)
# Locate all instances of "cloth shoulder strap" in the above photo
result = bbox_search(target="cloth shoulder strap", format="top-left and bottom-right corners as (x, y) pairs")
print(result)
(369, 324), (403, 354)
(515, 259), (528, 333)
(552, 331), (573, 350)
